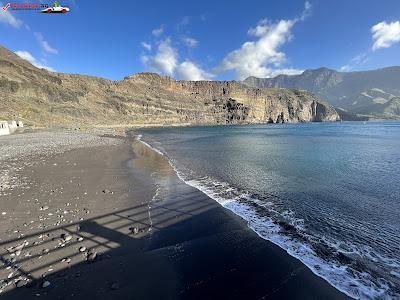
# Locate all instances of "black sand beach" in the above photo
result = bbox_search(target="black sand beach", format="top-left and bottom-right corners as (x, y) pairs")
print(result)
(0, 131), (349, 299)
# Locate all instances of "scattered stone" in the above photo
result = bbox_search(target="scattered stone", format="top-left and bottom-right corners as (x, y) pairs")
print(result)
(110, 282), (119, 290)
(129, 227), (139, 235)
(79, 246), (86, 252)
(41, 281), (50, 288)
(61, 233), (72, 242)
(15, 279), (27, 288)
(77, 237), (84, 242)
(61, 257), (72, 263)
(102, 189), (113, 194)
(87, 251), (97, 262)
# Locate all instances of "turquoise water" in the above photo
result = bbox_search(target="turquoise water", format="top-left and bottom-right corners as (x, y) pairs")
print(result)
(140, 122), (400, 299)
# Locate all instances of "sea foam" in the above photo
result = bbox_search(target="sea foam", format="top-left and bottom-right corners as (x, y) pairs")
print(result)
(137, 135), (399, 300)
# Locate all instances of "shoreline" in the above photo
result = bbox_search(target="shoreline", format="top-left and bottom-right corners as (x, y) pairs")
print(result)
(136, 132), (361, 299)
(0, 130), (348, 299)
(134, 133), (351, 299)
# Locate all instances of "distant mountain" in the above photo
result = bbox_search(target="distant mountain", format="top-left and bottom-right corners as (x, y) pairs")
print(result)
(243, 67), (400, 119)
(0, 46), (339, 128)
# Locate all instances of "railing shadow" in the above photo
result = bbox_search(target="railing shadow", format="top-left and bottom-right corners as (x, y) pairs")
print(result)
(0, 188), (218, 297)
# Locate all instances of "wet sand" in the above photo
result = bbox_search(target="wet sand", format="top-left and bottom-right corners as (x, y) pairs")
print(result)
(0, 131), (349, 299)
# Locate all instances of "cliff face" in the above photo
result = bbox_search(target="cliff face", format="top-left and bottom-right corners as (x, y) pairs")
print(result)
(0, 46), (340, 127)
(244, 67), (400, 119)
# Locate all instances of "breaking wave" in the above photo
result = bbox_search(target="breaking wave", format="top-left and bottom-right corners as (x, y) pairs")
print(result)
(137, 135), (400, 300)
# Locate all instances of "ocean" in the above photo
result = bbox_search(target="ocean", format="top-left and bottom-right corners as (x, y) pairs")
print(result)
(139, 121), (400, 299)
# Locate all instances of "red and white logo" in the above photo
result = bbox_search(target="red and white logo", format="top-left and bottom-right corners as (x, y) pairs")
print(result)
(41, 1), (69, 13)
(2, 3), (10, 11)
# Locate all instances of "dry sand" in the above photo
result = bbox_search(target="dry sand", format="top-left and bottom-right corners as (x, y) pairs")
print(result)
(0, 130), (349, 299)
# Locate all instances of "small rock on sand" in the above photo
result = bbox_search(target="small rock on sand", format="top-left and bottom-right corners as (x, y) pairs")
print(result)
(42, 281), (51, 288)
(79, 246), (87, 252)
(61, 233), (72, 242)
(15, 280), (27, 288)
(129, 227), (139, 235)
(87, 251), (97, 262)
(110, 282), (119, 290)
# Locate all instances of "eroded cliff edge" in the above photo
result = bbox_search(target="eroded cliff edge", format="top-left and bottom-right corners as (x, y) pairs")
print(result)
(0, 46), (340, 127)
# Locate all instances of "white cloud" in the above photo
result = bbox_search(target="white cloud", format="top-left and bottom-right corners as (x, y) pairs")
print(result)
(371, 21), (400, 50)
(215, 19), (295, 79)
(339, 65), (350, 72)
(268, 68), (304, 77)
(340, 52), (369, 72)
(176, 61), (212, 80)
(34, 32), (58, 54)
(141, 42), (151, 51)
(300, 1), (312, 21)
(214, 2), (310, 79)
(0, 5), (23, 28)
(15, 50), (55, 72)
(341, 20), (400, 71)
(141, 38), (177, 75)
(182, 37), (198, 48)
(179, 16), (190, 27)
(152, 26), (164, 37)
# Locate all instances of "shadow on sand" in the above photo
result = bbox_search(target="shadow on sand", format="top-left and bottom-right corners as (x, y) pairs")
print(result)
(0, 139), (349, 299)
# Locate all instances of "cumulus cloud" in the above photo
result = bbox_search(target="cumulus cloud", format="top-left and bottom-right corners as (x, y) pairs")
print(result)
(141, 42), (151, 51)
(214, 19), (295, 79)
(0, 5), (23, 28)
(15, 50), (55, 72)
(34, 32), (58, 54)
(140, 36), (210, 80)
(176, 61), (212, 80)
(152, 26), (164, 37)
(182, 37), (198, 48)
(141, 38), (177, 75)
(214, 2), (310, 79)
(371, 21), (400, 50)
(340, 20), (400, 71)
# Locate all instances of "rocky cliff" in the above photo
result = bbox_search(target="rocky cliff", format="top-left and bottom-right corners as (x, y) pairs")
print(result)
(244, 67), (400, 119)
(0, 46), (339, 127)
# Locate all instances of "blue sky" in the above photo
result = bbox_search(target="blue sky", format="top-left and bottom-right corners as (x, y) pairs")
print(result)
(0, 0), (400, 80)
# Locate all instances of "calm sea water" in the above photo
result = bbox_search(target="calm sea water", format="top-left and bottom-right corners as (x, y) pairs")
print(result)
(139, 122), (400, 299)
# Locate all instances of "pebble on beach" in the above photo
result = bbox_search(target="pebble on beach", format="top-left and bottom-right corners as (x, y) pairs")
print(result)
(110, 282), (120, 290)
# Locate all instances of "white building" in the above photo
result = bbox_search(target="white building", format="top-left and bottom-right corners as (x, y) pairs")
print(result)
(0, 120), (24, 136)
(8, 120), (17, 131)
(0, 121), (10, 136)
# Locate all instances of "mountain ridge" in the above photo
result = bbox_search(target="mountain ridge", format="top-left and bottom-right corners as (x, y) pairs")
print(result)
(243, 66), (400, 119)
(0, 45), (339, 127)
